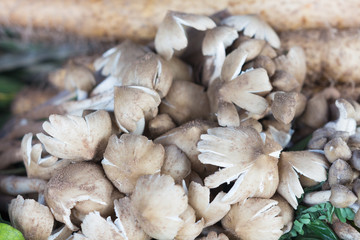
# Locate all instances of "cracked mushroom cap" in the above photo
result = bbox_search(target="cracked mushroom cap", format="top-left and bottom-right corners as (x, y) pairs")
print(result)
(154, 120), (217, 176)
(45, 162), (116, 231)
(219, 68), (272, 116)
(271, 91), (307, 124)
(122, 52), (173, 98)
(155, 11), (216, 60)
(9, 195), (54, 240)
(161, 145), (191, 184)
(197, 127), (279, 204)
(188, 182), (230, 227)
(114, 197), (150, 240)
(277, 151), (329, 209)
(37, 110), (111, 161)
(22, 133), (70, 180)
(221, 198), (284, 240)
(130, 174), (188, 240)
(159, 80), (210, 125)
(176, 205), (205, 240)
(114, 86), (161, 135)
(101, 134), (165, 194)
(201, 26), (238, 86)
(221, 14), (280, 49)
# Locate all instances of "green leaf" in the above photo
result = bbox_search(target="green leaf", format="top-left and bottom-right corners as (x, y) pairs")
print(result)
(288, 134), (313, 151)
(0, 223), (25, 240)
(304, 220), (339, 240)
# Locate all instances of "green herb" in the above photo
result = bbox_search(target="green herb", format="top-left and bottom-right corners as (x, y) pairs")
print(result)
(0, 223), (24, 240)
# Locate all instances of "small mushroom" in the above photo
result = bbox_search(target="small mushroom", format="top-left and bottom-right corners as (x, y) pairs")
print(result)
(277, 151), (328, 209)
(101, 134), (164, 194)
(271, 91), (307, 124)
(324, 137), (352, 163)
(176, 205), (205, 240)
(221, 14), (280, 49)
(201, 26), (238, 86)
(219, 68), (272, 116)
(307, 127), (335, 150)
(130, 174), (188, 240)
(303, 190), (332, 206)
(326, 99), (357, 135)
(9, 195), (54, 240)
(332, 215), (360, 240)
(161, 145), (191, 184)
(37, 110), (112, 161)
(328, 159), (353, 186)
(155, 11), (216, 60)
(271, 70), (300, 92)
(159, 80), (210, 125)
(45, 162), (117, 230)
(197, 127), (279, 204)
(114, 197), (150, 240)
(148, 114), (176, 138)
(232, 38), (266, 62)
(221, 198), (284, 240)
(330, 184), (357, 208)
(220, 47), (248, 82)
(21, 133), (70, 180)
(114, 86), (161, 135)
(188, 182), (230, 227)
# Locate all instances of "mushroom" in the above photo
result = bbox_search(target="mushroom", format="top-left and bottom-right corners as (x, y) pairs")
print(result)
(188, 182), (230, 227)
(274, 46), (306, 92)
(114, 86), (161, 135)
(21, 133), (70, 180)
(45, 162), (117, 230)
(270, 91), (307, 124)
(328, 159), (353, 186)
(324, 137), (352, 163)
(271, 70), (300, 92)
(201, 26), (238, 86)
(130, 174), (188, 239)
(231, 38), (267, 62)
(197, 127), (279, 204)
(330, 184), (357, 208)
(219, 68), (272, 116)
(221, 198), (284, 240)
(0, 175), (46, 196)
(220, 47), (248, 82)
(9, 195), (54, 240)
(326, 99), (357, 135)
(196, 231), (229, 240)
(101, 134), (165, 194)
(243, 55), (276, 77)
(148, 114), (176, 138)
(161, 145), (191, 184)
(303, 190), (332, 206)
(74, 211), (126, 240)
(272, 194), (294, 233)
(221, 14), (281, 49)
(332, 215), (360, 240)
(277, 151), (328, 209)
(166, 56), (193, 82)
(154, 120), (217, 176)
(155, 11), (216, 60)
(114, 197), (150, 240)
(307, 127), (335, 150)
(159, 80), (210, 125)
(37, 110), (112, 161)
(176, 205), (205, 240)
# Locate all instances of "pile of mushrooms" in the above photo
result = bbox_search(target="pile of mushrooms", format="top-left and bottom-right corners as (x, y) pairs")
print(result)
(1, 10), (358, 240)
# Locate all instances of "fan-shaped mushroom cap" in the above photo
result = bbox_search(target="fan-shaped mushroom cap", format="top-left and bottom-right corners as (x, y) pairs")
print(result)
(277, 151), (328, 209)
(272, 194), (294, 233)
(45, 162), (116, 230)
(155, 120), (217, 176)
(197, 231), (229, 240)
(324, 137), (352, 163)
(102, 134), (165, 194)
(114, 86), (161, 135)
(219, 68), (272, 116)
(155, 11), (216, 60)
(37, 110), (111, 161)
(122, 52), (173, 98)
(130, 174), (188, 240)
(114, 197), (150, 240)
(201, 26), (238, 86)
(148, 114), (176, 138)
(176, 205), (205, 240)
(221, 198), (284, 240)
(9, 195), (54, 240)
(159, 80), (210, 125)
(188, 182), (230, 227)
(21, 133), (70, 180)
(271, 91), (307, 124)
(197, 127), (279, 204)
(221, 14), (280, 49)
(161, 145), (191, 184)
(274, 46), (306, 92)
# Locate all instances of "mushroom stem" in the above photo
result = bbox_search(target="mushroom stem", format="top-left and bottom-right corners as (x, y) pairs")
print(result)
(331, 216), (360, 240)
(349, 203), (360, 213)
(0, 175), (47, 195)
(303, 190), (331, 205)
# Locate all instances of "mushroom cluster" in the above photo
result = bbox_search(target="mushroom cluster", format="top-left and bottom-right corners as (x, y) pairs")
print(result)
(1, 10), (355, 240)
